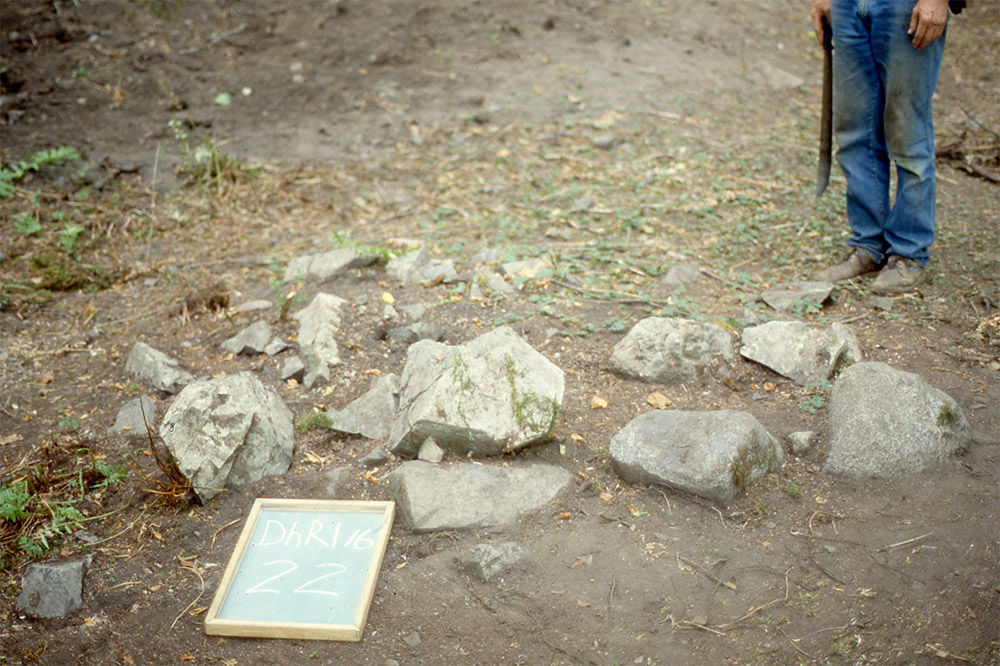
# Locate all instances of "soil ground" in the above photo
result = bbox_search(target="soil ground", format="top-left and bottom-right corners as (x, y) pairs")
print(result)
(1, 1), (998, 665)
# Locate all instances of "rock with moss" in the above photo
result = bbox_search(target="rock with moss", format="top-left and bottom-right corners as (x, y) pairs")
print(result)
(824, 362), (970, 478)
(740, 320), (860, 386)
(609, 410), (784, 504)
(388, 326), (563, 457)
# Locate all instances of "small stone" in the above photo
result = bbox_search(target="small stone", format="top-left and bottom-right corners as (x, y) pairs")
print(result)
(265, 338), (290, 356)
(402, 632), (422, 647)
(417, 437), (445, 463)
(787, 431), (816, 456)
(592, 134), (620, 150)
(280, 356), (306, 382)
(361, 446), (390, 468)
(871, 296), (894, 312)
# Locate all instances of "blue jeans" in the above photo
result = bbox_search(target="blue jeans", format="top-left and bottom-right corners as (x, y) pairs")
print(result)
(831, 0), (945, 266)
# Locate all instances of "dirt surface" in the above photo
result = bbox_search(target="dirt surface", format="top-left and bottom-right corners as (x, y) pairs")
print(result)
(2, 1), (999, 665)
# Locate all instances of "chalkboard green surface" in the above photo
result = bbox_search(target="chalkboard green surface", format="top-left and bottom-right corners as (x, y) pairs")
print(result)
(205, 498), (395, 641)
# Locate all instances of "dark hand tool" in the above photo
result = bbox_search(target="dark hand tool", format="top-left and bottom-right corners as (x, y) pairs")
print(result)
(816, 15), (833, 198)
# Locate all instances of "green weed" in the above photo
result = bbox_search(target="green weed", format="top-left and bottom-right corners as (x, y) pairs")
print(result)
(0, 146), (80, 197)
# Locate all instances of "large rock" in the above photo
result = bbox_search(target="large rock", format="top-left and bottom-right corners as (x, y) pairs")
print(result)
(609, 318), (737, 383)
(159, 372), (295, 502)
(824, 362), (970, 478)
(125, 342), (194, 393)
(740, 321), (861, 385)
(17, 558), (87, 618)
(293, 293), (347, 366)
(325, 373), (400, 440)
(388, 327), (564, 457)
(609, 410), (784, 504)
(389, 461), (572, 532)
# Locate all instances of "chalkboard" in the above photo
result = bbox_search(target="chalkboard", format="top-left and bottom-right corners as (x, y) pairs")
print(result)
(204, 498), (395, 641)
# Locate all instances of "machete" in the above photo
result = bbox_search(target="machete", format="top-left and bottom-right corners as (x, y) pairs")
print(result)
(816, 15), (833, 198)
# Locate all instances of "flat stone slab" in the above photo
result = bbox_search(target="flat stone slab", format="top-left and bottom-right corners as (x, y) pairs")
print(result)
(17, 559), (87, 618)
(740, 321), (861, 386)
(760, 281), (832, 312)
(824, 362), (970, 478)
(389, 461), (572, 532)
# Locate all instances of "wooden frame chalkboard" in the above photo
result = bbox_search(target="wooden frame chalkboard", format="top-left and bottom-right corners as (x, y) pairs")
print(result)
(204, 498), (395, 641)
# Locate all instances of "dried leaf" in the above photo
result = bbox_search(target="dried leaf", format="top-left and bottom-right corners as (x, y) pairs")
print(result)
(590, 396), (608, 410)
(599, 492), (614, 502)
(570, 433), (585, 442)
(646, 392), (672, 409)
(558, 512), (573, 520)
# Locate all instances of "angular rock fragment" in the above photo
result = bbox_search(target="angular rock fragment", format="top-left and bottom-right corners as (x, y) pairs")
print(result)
(17, 558), (88, 618)
(125, 342), (194, 394)
(293, 293), (346, 366)
(159, 372), (295, 502)
(107, 396), (157, 447)
(325, 373), (399, 440)
(221, 320), (273, 355)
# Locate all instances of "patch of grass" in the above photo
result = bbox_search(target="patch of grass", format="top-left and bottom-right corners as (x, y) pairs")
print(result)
(296, 410), (333, 434)
(0, 146), (80, 197)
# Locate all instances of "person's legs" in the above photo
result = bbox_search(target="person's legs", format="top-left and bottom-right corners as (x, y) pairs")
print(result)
(831, 0), (890, 266)
(871, 0), (945, 265)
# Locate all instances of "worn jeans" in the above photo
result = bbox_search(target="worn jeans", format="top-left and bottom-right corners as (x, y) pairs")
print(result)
(831, 0), (945, 266)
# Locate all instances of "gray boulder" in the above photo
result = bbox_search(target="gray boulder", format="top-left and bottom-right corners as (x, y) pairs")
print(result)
(389, 461), (572, 532)
(107, 396), (157, 447)
(609, 317), (737, 384)
(610, 410), (784, 504)
(17, 558), (87, 618)
(824, 362), (970, 478)
(740, 321), (861, 385)
(325, 373), (400, 440)
(293, 293), (346, 366)
(125, 342), (194, 393)
(159, 372), (295, 502)
(388, 326), (564, 457)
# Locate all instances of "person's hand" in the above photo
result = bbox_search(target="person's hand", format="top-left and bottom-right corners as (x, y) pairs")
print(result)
(909, 0), (949, 49)
(811, 0), (832, 48)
